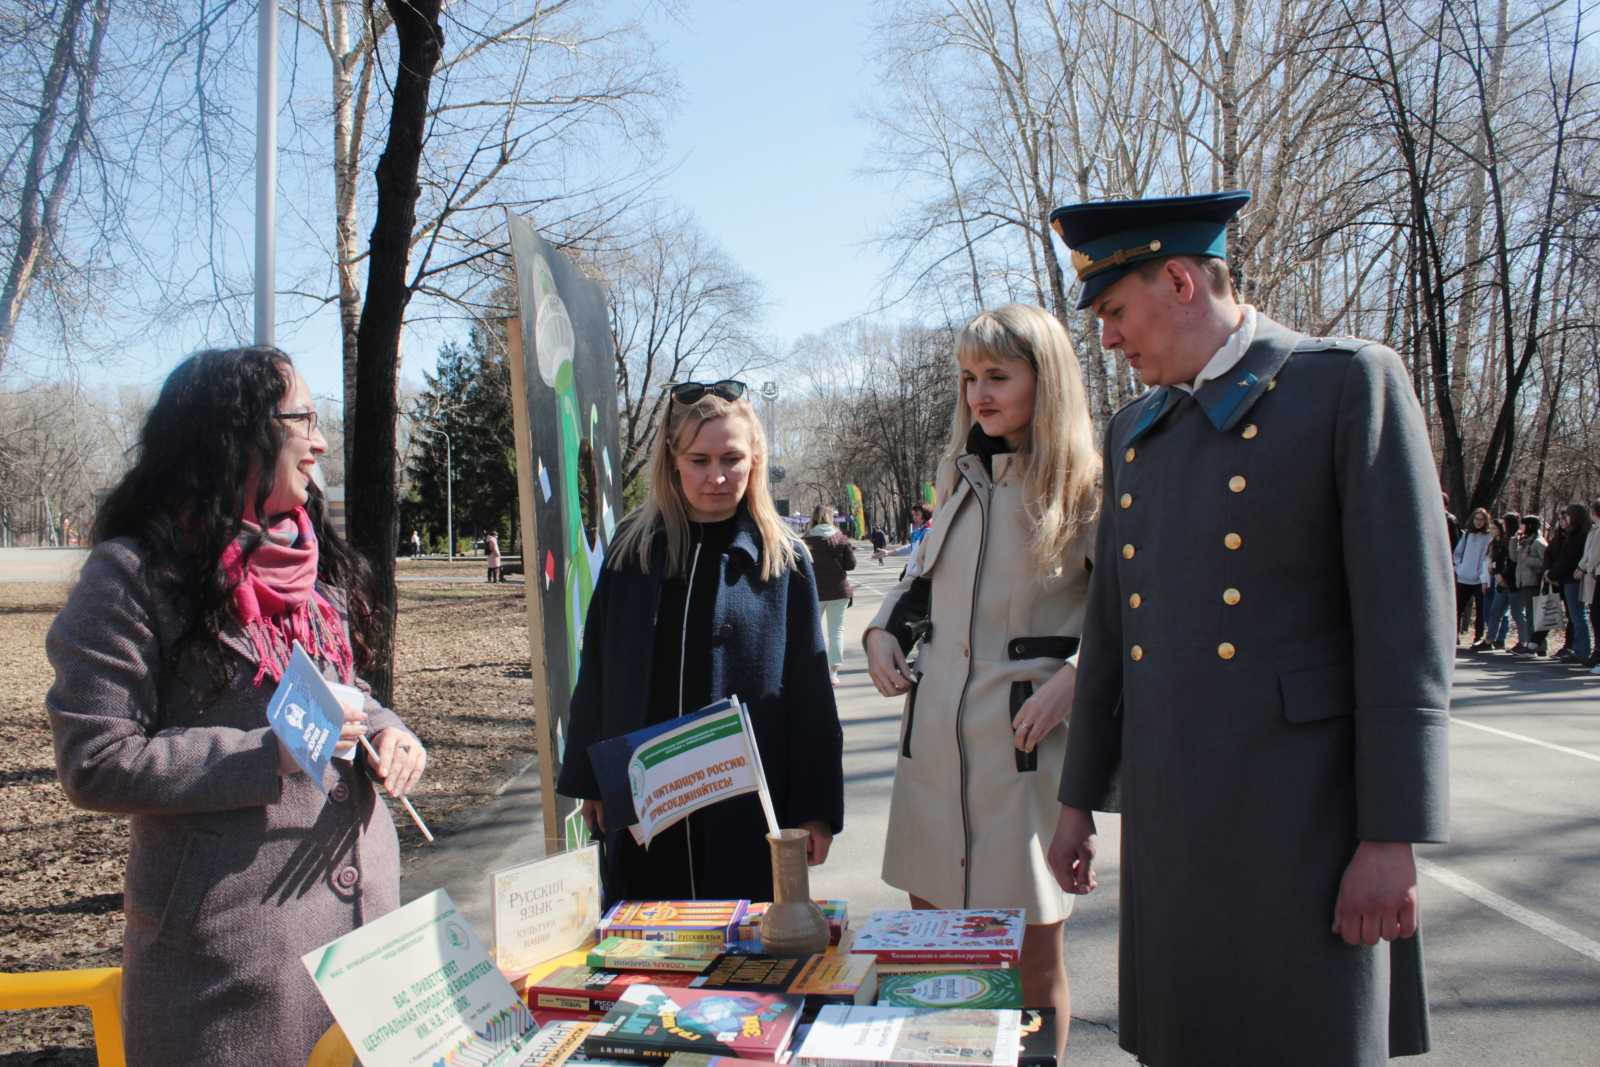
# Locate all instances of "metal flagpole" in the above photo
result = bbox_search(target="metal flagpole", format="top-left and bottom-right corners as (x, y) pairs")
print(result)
(254, 1), (277, 347)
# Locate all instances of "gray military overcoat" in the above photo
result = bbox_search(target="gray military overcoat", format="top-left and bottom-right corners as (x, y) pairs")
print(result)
(46, 539), (410, 1067)
(1058, 315), (1453, 1066)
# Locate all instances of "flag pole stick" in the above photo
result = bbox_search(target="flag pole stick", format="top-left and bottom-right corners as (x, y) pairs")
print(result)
(359, 734), (434, 842)
(738, 698), (781, 836)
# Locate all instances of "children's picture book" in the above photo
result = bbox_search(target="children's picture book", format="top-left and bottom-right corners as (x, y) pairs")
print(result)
(736, 900), (848, 945)
(522, 965), (695, 1015)
(582, 984), (802, 1063)
(587, 937), (721, 974)
(265, 643), (346, 791)
(876, 970), (1023, 1010)
(794, 1005), (1022, 1067)
(848, 909), (1024, 965)
(597, 900), (748, 944)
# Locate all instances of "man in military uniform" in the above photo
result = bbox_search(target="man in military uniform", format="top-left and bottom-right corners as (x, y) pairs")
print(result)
(1045, 191), (1452, 1065)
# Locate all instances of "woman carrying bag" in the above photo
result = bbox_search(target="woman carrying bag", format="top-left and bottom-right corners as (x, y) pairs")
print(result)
(46, 347), (425, 1066)
(1552, 503), (1593, 663)
(803, 504), (858, 685)
(864, 304), (1099, 1043)
(557, 380), (844, 904)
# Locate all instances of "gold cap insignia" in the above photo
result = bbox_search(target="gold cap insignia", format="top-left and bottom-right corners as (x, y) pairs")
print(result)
(1072, 239), (1163, 282)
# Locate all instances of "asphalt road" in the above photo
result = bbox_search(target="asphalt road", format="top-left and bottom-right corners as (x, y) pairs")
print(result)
(813, 557), (1600, 1064)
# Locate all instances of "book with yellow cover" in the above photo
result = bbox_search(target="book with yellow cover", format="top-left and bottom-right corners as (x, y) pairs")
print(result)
(597, 900), (748, 944)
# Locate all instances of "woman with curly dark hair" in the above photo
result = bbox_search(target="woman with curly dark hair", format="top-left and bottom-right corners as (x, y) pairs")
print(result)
(45, 347), (426, 1066)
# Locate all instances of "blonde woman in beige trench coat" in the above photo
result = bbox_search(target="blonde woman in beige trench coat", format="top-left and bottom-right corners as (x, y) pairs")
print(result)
(864, 304), (1099, 1047)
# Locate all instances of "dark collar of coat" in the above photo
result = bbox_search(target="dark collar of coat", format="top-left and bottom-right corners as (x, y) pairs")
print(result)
(1122, 314), (1302, 448)
(647, 505), (763, 567)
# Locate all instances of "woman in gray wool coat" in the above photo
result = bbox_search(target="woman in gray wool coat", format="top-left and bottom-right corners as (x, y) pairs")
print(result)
(46, 347), (427, 1066)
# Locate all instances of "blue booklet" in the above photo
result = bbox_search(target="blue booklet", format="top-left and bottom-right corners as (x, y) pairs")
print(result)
(265, 643), (345, 792)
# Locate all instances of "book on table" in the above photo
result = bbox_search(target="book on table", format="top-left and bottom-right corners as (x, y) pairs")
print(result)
(848, 908), (1024, 966)
(521, 962), (697, 1015)
(876, 969), (1023, 1009)
(586, 936), (722, 974)
(688, 951), (877, 1010)
(794, 1005), (1022, 1067)
(581, 984), (802, 1063)
(597, 899), (749, 944)
(736, 900), (848, 945)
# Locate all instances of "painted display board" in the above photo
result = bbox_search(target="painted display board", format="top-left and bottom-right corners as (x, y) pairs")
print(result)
(844, 484), (866, 538)
(505, 210), (623, 852)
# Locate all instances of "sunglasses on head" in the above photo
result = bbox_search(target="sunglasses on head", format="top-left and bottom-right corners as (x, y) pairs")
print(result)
(668, 379), (747, 404)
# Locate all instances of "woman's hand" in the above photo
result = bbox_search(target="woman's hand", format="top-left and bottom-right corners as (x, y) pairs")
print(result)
(367, 728), (426, 797)
(865, 629), (915, 697)
(1012, 663), (1077, 753)
(276, 693), (368, 776)
(580, 798), (605, 835)
(800, 819), (833, 866)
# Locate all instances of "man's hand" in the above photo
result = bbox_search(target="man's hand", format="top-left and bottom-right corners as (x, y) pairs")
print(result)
(865, 628), (916, 697)
(1047, 805), (1098, 894)
(1332, 841), (1419, 946)
(1013, 664), (1076, 752)
(800, 819), (834, 866)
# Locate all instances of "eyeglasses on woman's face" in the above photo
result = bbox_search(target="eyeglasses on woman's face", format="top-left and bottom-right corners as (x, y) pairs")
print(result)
(273, 410), (319, 435)
(668, 379), (747, 404)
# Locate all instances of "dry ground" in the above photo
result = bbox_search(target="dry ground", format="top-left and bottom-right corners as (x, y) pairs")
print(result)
(0, 562), (537, 1063)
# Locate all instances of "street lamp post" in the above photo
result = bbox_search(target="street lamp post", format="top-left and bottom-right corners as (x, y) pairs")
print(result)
(415, 427), (453, 561)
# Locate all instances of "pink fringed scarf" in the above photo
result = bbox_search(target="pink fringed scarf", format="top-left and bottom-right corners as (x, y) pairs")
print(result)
(221, 507), (354, 687)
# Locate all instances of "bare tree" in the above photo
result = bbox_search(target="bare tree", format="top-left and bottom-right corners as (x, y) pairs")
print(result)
(601, 208), (768, 500)
(347, 0), (444, 704)
(0, 0), (109, 372)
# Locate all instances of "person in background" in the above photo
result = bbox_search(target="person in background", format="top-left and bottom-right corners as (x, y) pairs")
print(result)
(485, 530), (502, 583)
(1484, 512), (1520, 651)
(1551, 503), (1592, 663)
(1511, 516), (1548, 655)
(1443, 491), (1460, 548)
(870, 524), (889, 565)
(1453, 507), (1493, 646)
(557, 380), (844, 904)
(46, 347), (426, 1066)
(1583, 499), (1600, 673)
(865, 303), (1100, 1050)
(804, 504), (858, 686)
(410, 528), (422, 557)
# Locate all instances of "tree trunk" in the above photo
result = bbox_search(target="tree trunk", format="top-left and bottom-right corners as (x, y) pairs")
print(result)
(0, 0), (108, 372)
(333, 0), (364, 477)
(348, 0), (444, 703)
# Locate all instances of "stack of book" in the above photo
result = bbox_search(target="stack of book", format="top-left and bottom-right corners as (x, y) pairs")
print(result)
(732, 899), (849, 949)
(847, 908), (1024, 974)
(512, 902), (1054, 1066)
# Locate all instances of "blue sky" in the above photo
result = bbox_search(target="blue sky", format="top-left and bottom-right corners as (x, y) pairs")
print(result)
(644, 1), (899, 354)
(9, 3), (901, 406)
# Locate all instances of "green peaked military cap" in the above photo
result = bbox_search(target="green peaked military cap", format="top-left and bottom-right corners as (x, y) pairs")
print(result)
(1050, 190), (1251, 309)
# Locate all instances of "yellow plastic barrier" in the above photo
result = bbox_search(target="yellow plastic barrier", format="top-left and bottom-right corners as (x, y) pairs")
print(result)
(306, 1021), (355, 1067)
(0, 967), (125, 1067)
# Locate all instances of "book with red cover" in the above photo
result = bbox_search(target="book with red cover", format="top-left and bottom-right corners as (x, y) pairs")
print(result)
(848, 909), (1024, 966)
(582, 984), (801, 1063)
(522, 964), (695, 1015)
